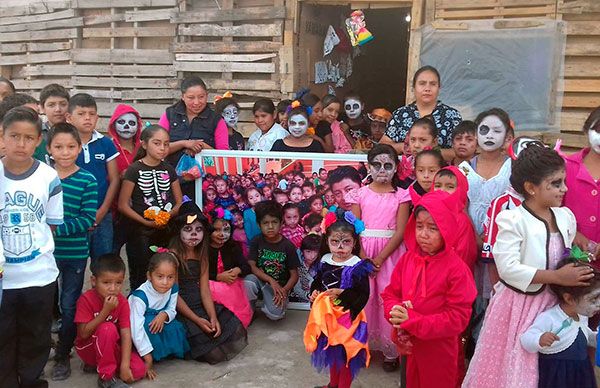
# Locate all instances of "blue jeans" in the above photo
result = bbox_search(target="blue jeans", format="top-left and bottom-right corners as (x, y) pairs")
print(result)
(89, 211), (114, 264)
(56, 260), (87, 358)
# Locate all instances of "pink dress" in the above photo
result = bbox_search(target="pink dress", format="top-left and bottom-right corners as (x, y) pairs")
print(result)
(345, 186), (411, 359)
(462, 233), (563, 388)
(331, 120), (353, 154)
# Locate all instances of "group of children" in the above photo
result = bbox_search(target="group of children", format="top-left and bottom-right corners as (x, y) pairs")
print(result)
(0, 75), (599, 388)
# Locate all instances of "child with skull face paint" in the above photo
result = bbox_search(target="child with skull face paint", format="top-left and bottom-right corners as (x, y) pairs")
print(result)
(299, 92), (334, 153)
(214, 93), (245, 151)
(345, 144), (412, 370)
(458, 108), (514, 345)
(271, 103), (324, 153)
(340, 94), (372, 152)
(169, 201), (248, 363)
(520, 260), (600, 388)
(207, 208), (253, 328)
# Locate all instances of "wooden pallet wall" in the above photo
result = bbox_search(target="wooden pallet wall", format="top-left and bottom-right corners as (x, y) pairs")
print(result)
(0, 0), (294, 136)
(430, 0), (600, 147)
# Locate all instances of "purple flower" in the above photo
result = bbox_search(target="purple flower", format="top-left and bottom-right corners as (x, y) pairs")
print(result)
(344, 211), (357, 224)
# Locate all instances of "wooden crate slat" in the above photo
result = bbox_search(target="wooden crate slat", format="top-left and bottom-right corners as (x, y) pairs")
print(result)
(0, 9), (75, 26)
(83, 14), (126, 26)
(73, 0), (177, 8)
(566, 21), (600, 35)
(174, 61), (275, 73)
(0, 50), (71, 66)
(171, 6), (286, 23)
(203, 78), (278, 91)
(564, 57), (600, 77)
(436, 0), (555, 9)
(71, 88), (123, 99)
(0, 28), (78, 43)
(11, 78), (72, 89)
(0, 1), (70, 18)
(565, 41), (600, 56)
(562, 93), (600, 108)
(0, 42), (72, 54)
(82, 26), (177, 38)
(562, 79), (600, 93)
(178, 22), (283, 38)
(97, 102), (171, 119)
(124, 8), (175, 22)
(14, 64), (177, 77)
(72, 76), (179, 89)
(175, 53), (277, 62)
(0, 17), (84, 33)
(172, 41), (282, 54)
(72, 49), (173, 64)
(560, 109), (592, 130)
(436, 5), (555, 19)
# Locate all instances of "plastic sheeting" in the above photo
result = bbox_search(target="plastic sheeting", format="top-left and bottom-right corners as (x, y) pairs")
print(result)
(419, 19), (565, 131)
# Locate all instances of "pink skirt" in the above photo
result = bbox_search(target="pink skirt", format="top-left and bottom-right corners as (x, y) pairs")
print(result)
(462, 283), (556, 388)
(209, 278), (253, 328)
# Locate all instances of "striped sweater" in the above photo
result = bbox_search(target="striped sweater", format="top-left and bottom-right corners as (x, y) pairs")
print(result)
(54, 168), (98, 261)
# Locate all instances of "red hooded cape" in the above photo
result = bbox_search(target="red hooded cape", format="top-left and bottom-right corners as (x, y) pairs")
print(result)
(381, 190), (477, 388)
(108, 104), (142, 175)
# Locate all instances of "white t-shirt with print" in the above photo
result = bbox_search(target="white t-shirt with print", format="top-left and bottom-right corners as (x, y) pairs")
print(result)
(1, 160), (63, 289)
(246, 123), (288, 151)
(0, 162), (5, 273)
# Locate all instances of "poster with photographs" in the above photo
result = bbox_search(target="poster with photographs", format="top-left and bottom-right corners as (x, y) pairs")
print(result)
(195, 150), (368, 309)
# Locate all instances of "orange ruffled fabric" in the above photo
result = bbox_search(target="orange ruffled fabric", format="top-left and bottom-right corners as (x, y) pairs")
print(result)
(303, 293), (370, 368)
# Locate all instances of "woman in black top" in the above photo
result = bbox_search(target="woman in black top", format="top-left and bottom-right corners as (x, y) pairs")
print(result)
(271, 104), (324, 153)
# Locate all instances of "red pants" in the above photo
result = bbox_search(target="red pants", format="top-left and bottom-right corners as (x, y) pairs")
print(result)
(75, 322), (145, 381)
(329, 364), (353, 388)
(407, 337), (458, 388)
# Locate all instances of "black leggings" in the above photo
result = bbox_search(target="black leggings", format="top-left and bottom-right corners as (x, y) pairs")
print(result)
(125, 223), (167, 290)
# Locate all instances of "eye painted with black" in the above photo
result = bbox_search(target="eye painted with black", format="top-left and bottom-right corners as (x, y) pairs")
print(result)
(478, 125), (490, 135)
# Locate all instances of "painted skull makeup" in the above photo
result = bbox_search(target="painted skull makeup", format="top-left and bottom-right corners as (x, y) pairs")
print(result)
(115, 112), (138, 139)
(222, 104), (239, 128)
(180, 221), (204, 247)
(575, 288), (600, 317)
(477, 115), (507, 152)
(288, 114), (309, 138)
(369, 154), (396, 184)
(344, 98), (363, 120)
(588, 128), (600, 154)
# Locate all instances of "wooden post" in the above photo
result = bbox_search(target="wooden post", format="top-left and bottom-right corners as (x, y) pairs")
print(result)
(405, 0), (425, 103)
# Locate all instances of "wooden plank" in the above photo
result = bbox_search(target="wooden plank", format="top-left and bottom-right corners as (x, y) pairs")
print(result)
(72, 0), (177, 8)
(174, 53), (277, 62)
(562, 79), (600, 93)
(120, 89), (180, 100)
(124, 8), (175, 22)
(11, 78), (72, 90)
(566, 21), (600, 35)
(70, 88), (123, 99)
(565, 41), (600, 56)
(172, 41), (282, 53)
(435, 0), (555, 8)
(0, 50), (71, 66)
(564, 57), (600, 77)
(14, 64), (177, 77)
(204, 78), (278, 91)
(560, 109), (591, 130)
(174, 61), (275, 73)
(0, 42), (71, 54)
(0, 17), (83, 33)
(178, 22), (282, 37)
(0, 1), (71, 18)
(83, 13), (126, 25)
(72, 76), (179, 89)
(436, 5), (555, 19)
(171, 6), (286, 23)
(562, 93), (600, 108)
(72, 49), (173, 64)
(96, 102), (170, 119)
(0, 9), (75, 26)
(559, 0), (600, 14)
(0, 28), (78, 43)
(82, 26), (176, 38)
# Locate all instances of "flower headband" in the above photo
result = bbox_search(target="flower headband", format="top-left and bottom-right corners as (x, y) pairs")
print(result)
(215, 207), (233, 221)
(562, 246), (595, 264)
(286, 100), (313, 117)
(320, 206), (365, 234)
(214, 91), (233, 104)
(149, 245), (170, 254)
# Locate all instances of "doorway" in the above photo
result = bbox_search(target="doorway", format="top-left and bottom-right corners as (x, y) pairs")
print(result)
(297, 3), (411, 111)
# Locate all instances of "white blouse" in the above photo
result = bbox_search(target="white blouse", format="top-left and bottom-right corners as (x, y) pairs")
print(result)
(128, 280), (178, 357)
(521, 304), (596, 354)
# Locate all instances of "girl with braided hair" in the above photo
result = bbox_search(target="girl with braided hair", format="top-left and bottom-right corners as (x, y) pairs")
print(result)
(463, 145), (595, 388)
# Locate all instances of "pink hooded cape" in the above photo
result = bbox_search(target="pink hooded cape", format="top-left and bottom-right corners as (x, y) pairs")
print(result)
(381, 190), (477, 388)
(108, 104), (142, 175)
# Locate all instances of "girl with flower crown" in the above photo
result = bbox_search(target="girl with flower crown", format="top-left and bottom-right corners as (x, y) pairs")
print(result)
(304, 208), (373, 388)
(271, 101), (324, 153)
(345, 144), (411, 372)
(207, 208), (253, 328)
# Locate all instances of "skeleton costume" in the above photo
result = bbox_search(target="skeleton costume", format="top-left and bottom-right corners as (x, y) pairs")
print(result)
(122, 159), (179, 290)
(108, 104), (142, 175)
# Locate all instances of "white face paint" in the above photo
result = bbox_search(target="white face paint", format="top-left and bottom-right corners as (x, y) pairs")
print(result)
(344, 98), (363, 120)
(288, 114), (309, 138)
(180, 221), (204, 248)
(477, 115), (507, 152)
(588, 129), (600, 154)
(575, 288), (600, 317)
(369, 154), (396, 184)
(114, 112), (138, 140)
(222, 104), (239, 128)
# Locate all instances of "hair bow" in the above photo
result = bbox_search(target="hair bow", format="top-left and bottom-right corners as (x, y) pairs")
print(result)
(319, 209), (365, 234)
(149, 246), (170, 253)
(215, 207), (233, 221)
(562, 246), (594, 264)
(344, 211), (365, 234)
(214, 91), (233, 104)
(285, 100), (313, 117)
